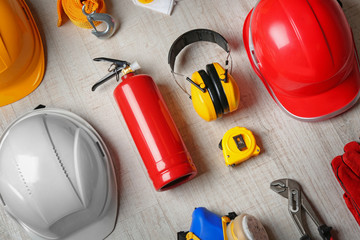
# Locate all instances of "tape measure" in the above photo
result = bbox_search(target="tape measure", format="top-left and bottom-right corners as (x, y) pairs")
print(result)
(219, 127), (260, 167)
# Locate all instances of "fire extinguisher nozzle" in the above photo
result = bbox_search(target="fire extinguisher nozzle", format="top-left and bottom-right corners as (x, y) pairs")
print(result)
(130, 61), (141, 71)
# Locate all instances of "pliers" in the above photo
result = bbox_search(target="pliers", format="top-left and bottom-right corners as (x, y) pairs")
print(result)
(270, 178), (333, 240)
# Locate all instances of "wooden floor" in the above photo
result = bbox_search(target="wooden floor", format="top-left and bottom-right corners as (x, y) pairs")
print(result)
(1, 0), (360, 239)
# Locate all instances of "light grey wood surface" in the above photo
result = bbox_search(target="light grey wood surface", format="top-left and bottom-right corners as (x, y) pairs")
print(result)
(1, 0), (360, 239)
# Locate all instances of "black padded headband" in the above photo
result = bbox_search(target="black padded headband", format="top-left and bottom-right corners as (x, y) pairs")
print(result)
(168, 29), (229, 72)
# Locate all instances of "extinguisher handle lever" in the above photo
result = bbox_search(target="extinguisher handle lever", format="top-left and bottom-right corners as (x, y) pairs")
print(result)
(91, 71), (118, 91)
(93, 57), (129, 67)
(92, 57), (132, 91)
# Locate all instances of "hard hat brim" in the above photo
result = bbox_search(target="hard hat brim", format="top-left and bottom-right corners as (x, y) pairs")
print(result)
(0, 0), (45, 106)
(243, 10), (360, 121)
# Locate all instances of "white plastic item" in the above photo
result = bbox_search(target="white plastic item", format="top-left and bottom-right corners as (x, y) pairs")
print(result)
(226, 214), (269, 240)
(0, 108), (118, 240)
(132, 0), (175, 15)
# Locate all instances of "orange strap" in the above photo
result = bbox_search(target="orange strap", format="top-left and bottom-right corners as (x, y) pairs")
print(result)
(57, 0), (107, 29)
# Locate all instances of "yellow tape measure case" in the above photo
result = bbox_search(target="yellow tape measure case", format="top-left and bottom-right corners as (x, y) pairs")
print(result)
(219, 127), (260, 166)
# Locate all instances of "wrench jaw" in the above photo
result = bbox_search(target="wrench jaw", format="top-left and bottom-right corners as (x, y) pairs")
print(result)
(270, 179), (288, 198)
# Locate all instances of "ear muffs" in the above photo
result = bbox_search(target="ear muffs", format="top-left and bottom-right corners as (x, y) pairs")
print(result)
(191, 70), (223, 121)
(191, 64), (240, 122)
(168, 29), (241, 121)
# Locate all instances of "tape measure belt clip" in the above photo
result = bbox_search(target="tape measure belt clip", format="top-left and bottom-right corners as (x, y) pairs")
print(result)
(233, 134), (247, 150)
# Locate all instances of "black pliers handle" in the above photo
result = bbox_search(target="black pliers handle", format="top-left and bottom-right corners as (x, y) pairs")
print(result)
(299, 225), (333, 240)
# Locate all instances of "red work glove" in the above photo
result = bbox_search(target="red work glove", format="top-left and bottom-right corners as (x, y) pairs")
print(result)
(331, 141), (360, 226)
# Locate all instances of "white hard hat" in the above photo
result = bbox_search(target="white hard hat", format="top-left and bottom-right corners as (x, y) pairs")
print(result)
(0, 107), (118, 240)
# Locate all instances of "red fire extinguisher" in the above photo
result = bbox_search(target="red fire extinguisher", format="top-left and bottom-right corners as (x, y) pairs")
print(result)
(92, 58), (197, 191)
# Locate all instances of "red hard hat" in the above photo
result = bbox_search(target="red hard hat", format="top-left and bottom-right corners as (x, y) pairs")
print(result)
(243, 0), (360, 121)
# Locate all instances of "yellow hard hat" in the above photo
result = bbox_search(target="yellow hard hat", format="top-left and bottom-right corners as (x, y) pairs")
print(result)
(0, 0), (45, 106)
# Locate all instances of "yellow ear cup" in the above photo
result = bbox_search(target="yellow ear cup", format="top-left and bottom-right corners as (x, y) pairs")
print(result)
(190, 71), (218, 121)
(213, 62), (240, 112)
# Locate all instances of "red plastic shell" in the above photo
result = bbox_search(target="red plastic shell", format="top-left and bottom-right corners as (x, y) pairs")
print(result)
(114, 73), (197, 191)
(243, 0), (360, 120)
